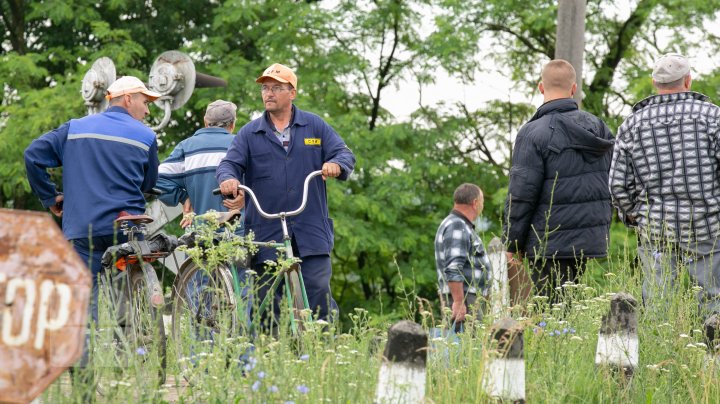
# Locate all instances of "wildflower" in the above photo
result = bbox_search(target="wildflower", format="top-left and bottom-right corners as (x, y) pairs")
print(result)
(269, 385), (279, 393)
(538, 321), (547, 328)
(679, 334), (690, 339)
(244, 356), (258, 371)
(258, 371), (266, 379)
(316, 319), (329, 326)
(285, 401), (295, 404)
(252, 381), (261, 392)
(300, 354), (310, 361)
(136, 347), (147, 356)
(297, 385), (310, 394)
(245, 269), (257, 276)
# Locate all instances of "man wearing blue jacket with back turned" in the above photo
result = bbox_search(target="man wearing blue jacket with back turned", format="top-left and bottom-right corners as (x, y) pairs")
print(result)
(24, 76), (161, 324)
(216, 63), (355, 322)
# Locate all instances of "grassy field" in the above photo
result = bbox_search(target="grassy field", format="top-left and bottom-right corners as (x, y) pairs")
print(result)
(39, 224), (720, 403)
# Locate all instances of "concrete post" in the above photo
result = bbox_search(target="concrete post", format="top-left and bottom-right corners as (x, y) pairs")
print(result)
(595, 293), (639, 376)
(555, 0), (587, 104)
(482, 318), (525, 402)
(375, 320), (427, 403)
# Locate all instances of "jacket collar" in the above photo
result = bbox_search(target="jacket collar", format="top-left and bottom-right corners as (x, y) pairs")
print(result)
(632, 91), (709, 112)
(254, 104), (309, 134)
(530, 98), (578, 122)
(450, 209), (475, 229)
(193, 127), (231, 136)
(106, 106), (131, 116)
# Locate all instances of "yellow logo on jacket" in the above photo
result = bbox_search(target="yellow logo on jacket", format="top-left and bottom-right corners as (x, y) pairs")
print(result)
(304, 138), (321, 146)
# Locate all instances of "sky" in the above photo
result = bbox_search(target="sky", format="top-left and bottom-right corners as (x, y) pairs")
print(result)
(374, 1), (720, 121)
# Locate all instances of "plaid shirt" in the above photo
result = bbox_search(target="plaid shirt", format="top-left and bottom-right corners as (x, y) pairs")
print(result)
(434, 210), (491, 295)
(609, 91), (720, 242)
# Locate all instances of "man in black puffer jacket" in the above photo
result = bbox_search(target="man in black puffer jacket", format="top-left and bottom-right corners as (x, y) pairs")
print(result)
(503, 59), (615, 301)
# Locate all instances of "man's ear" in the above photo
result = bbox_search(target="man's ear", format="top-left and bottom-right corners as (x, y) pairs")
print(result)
(685, 74), (692, 90)
(538, 82), (545, 94)
(570, 82), (577, 97)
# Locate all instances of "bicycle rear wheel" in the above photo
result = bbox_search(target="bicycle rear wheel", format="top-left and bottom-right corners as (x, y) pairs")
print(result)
(125, 264), (167, 385)
(171, 259), (237, 381)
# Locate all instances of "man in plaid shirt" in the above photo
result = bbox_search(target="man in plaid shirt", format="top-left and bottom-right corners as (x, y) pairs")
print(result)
(434, 183), (491, 325)
(610, 53), (720, 317)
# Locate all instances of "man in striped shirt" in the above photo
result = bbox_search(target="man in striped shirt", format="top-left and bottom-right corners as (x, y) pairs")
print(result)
(610, 53), (720, 317)
(156, 99), (244, 232)
(434, 183), (491, 326)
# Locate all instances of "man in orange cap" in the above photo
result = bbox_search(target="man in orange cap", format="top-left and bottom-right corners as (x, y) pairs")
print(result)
(217, 63), (355, 323)
(25, 75), (161, 325)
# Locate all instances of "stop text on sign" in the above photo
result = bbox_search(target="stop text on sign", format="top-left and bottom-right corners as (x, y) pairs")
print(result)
(0, 273), (72, 350)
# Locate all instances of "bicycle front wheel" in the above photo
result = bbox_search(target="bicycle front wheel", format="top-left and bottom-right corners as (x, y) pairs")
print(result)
(287, 264), (307, 335)
(126, 264), (167, 385)
(171, 259), (237, 381)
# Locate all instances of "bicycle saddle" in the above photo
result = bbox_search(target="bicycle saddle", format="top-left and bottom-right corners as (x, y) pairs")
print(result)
(115, 211), (154, 225)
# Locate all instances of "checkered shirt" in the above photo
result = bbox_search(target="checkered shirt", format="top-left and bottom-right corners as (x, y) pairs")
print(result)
(609, 91), (720, 242)
(434, 210), (491, 295)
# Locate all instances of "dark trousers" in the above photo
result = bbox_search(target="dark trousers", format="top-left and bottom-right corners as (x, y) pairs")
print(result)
(251, 238), (337, 325)
(70, 233), (125, 371)
(71, 234), (126, 325)
(530, 257), (587, 302)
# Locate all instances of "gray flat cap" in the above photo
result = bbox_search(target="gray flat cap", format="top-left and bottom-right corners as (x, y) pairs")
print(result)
(652, 53), (690, 84)
(205, 99), (237, 126)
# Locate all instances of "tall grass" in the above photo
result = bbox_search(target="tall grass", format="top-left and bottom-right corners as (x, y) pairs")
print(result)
(41, 224), (720, 403)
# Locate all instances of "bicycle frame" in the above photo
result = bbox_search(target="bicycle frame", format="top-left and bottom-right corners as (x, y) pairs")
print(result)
(218, 170), (323, 335)
(116, 220), (165, 308)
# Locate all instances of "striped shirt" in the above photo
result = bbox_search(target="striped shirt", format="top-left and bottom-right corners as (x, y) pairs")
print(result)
(609, 91), (720, 242)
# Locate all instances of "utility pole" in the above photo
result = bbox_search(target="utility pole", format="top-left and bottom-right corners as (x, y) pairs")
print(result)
(555, 0), (586, 106)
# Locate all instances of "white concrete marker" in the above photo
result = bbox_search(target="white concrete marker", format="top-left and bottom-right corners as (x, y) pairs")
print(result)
(482, 318), (525, 402)
(375, 320), (427, 404)
(488, 237), (509, 318)
(595, 292), (638, 376)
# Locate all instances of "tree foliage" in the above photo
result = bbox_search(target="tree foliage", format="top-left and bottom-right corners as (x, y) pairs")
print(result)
(2, 0), (719, 319)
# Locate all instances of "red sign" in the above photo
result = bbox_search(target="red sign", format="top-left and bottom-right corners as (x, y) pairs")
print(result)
(0, 209), (91, 403)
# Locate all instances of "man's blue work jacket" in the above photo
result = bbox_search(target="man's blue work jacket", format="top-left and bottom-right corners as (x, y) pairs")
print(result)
(156, 126), (244, 234)
(216, 105), (355, 263)
(24, 106), (159, 239)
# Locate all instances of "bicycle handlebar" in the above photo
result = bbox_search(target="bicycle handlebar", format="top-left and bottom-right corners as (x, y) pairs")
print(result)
(213, 170), (323, 219)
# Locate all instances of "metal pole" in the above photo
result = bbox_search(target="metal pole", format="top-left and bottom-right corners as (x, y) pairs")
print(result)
(555, 0), (586, 105)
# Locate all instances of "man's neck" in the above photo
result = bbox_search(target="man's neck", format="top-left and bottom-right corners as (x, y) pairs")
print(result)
(452, 205), (476, 225)
(656, 88), (687, 95)
(268, 107), (293, 131)
(543, 93), (573, 103)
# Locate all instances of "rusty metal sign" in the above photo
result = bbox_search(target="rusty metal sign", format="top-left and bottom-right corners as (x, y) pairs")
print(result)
(0, 209), (91, 403)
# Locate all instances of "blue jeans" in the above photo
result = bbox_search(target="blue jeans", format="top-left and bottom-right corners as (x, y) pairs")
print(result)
(71, 233), (126, 366)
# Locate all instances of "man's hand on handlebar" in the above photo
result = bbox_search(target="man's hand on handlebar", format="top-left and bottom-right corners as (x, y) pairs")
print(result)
(219, 178), (240, 197)
(322, 162), (341, 180)
(49, 194), (64, 217)
(223, 192), (245, 210)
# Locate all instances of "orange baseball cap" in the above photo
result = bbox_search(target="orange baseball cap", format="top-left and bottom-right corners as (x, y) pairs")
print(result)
(255, 63), (297, 89)
(105, 76), (161, 101)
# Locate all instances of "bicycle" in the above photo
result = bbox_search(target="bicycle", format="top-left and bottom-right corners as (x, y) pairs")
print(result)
(170, 170), (323, 376)
(99, 211), (179, 385)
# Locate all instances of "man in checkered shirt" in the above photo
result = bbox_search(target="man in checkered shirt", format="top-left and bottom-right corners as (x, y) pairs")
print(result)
(434, 183), (491, 326)
(609, 53), (720, 318)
